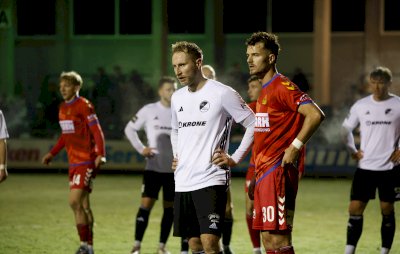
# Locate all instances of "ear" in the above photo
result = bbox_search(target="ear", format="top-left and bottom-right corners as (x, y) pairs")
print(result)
(269, 54), (275, 64)
(196, 58), (203, 69)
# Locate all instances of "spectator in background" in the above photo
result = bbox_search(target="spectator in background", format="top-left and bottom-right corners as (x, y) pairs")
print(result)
(42, 71), (106, 254)
(224, 62), (250, 100)
(0, 109), (9, 183)
(342, 66), (400, 254)
(125, 76), (177, 254)
(291, 67), (310, 93)
(92, 67), (121, 139)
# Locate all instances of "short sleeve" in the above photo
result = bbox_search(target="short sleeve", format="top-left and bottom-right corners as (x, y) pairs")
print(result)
(342, 103), (359, 130)
(221, 87), (253, 123)
(129, 105), (148, 131)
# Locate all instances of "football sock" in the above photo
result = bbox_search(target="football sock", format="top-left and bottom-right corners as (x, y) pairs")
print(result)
(76, 224), (89, 243)
(88, 224), (93, 246)
(266, 246), (294, 253)
(160, 207), (174, 243)
(246, 213), (261, 248)
(344, 245), (355, 254)
(381, 247), (390, 254)
(222, 217), (233, 246)
(181, 237), (189, 251)
(253, 247), (262, 254)
(346, 215), (363, 246)
(135, 207), (150, 241)
(381, 212), (395, 249)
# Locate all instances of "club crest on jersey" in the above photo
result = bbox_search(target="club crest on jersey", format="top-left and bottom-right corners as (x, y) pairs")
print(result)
(281, 81), (295, 90)
(199, 101), (210, 112)
(262, 97), (267, 105)
(254, 113), (270, 132)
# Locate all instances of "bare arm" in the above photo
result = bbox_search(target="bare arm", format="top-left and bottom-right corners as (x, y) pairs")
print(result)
(281, 103), (325, 167)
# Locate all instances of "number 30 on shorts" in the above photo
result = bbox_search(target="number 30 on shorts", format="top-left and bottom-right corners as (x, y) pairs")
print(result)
(262, 206), (275, 222)
(72, 174), (81, 185)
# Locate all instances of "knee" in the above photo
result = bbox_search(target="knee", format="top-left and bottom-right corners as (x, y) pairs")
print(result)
(69, 199), (83, 211)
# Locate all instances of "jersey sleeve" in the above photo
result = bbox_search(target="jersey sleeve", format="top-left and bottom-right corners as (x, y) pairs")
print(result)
(342, 103), (359, 130)
(276, 81), (313, 112)
(221, 87), (253, 123)
(81, 101), (106, 156)
(129, 105), (148, 131)
(0, 110), (9, 139)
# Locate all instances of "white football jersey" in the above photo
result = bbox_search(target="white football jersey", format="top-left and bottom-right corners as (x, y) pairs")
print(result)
(343, 94), (400, 170)
(0, 110), (9, 139)
(171, 79), (253, 191)
(126, 101), (173, 173)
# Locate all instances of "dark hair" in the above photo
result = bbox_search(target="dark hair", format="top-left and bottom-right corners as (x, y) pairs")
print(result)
(158, 76), (177, 89)
(246, 32), (281, 57)
(171, 41), (203, 62)
(60, 71), (83, 86)
(247, 75), (260, 84)
(370, 66), (392, 83)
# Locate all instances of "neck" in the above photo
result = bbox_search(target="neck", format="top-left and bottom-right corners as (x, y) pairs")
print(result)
(160, 99), (170, 107)
(188, 78), (207, 92)
(373, 93), (390, 102)
(261, 68), (278, 85)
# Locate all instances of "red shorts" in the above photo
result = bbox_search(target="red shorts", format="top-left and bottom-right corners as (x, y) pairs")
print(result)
(253, 162), (298, 232)
(69, 162), (97, 193)
(245, 164), (255, 193)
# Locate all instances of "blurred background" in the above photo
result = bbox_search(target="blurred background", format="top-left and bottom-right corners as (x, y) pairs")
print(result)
(0, 0), (399, 176)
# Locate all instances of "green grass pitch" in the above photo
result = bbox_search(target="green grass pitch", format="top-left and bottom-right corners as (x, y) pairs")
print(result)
(0, 173), (399, 253)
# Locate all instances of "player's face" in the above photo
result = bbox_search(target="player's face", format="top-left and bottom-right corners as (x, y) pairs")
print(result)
(246, 42), (273, 77)
(172, 52), (201, 86)
(59, 79), (79, 102)
(248, 80), (262, 101)
(159, 82), (177, 103)
(369, 77), (390, 101)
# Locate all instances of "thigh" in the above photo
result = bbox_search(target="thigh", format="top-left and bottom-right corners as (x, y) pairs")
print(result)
(193, 185), (227, 237)
(69, 163), (96, 193)
(253, 164), (298, 232)
(142, 170), (162, 199)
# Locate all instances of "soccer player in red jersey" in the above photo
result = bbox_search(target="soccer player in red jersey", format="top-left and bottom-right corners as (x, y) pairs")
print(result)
(244, 75), (262, 254)
(246, 32), (325, 253)
(42, 71), (106, 254)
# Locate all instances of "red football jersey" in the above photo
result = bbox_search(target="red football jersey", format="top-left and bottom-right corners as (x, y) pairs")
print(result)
(54, 96), (105, 165)
(253, 74), (312, 179)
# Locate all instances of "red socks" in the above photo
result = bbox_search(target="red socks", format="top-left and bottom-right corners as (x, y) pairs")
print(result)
(76, 224), (90, 243)
(246, 213), (261, 248)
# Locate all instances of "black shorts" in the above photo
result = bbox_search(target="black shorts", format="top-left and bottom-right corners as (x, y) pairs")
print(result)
(142, 170), (175, 202)
(173, 185), (227, 238)
(350, 168), (396, 203)
(393, 165), (400, 201)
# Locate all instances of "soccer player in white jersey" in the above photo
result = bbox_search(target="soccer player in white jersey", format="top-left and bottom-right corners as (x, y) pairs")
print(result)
(342, 66), (400, 254)
(0, 109), (9, 183)
(125, 76), (177, 254)
(170, 41), (255, 254)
